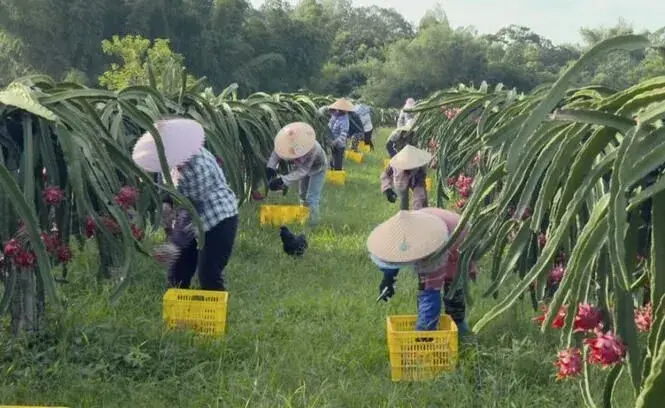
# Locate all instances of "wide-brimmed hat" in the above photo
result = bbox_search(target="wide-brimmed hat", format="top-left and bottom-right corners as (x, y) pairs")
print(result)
(367, 210), (449, 263)
(329, 98), (354, 112)
(274, 122), (316, 160)
(132, 118), (205, 173)
(390, 145), (432, 170)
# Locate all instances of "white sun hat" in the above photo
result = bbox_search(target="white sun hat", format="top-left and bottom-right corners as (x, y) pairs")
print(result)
(132, 118), (205, 173)
(367, 210), (449, 263)
(274, 122), (317, 160)
(390, 145), (432, 170)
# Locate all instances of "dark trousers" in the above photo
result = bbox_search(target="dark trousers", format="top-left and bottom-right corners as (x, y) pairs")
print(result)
(330, 146), (345, 170)
(168, 215), (238, 291)
(363, 130), (374, 150)
(443, 281), (466, 324)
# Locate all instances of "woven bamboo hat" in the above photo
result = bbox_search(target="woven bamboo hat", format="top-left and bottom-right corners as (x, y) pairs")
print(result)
(328, 98), (354, 112)
(367, 210), (449, 263)
(390, 145), (432, 170)
(132, 118), (205, 173)
(274, 122), (316, 160)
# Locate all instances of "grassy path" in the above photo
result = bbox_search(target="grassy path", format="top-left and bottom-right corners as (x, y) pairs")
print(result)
(0, 129), (609, 407)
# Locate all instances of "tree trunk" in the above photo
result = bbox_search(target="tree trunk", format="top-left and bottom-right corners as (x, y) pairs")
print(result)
(11, 269), (40, 335)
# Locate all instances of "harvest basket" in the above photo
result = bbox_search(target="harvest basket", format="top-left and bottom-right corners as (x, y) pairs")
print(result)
(259, 205), (309, 226)
(358, 142), (372, 153)
(326, 170), (346, 185)
(384, 158), (391, 169)
(163, 289), (228, 337)
(426, 177), (432, 192)
(386, 314), (458, 381)
(345, 150), (364, 164)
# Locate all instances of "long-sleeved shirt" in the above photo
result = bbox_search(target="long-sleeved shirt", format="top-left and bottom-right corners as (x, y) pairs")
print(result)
(413, 208), (478, 289)
(162, 147), (238, 232)
(369, 208), (478, 291)
(380, 166), (428, 210)
(354, 104), (373, 132)
(328, 114), (349, 148)
(397, 109), (414, 128)
(267, 140), (327, 185)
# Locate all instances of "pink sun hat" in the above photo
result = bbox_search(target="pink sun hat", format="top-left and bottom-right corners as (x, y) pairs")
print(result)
(132, 118), (206, 173)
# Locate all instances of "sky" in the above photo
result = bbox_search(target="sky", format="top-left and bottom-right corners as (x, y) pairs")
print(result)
(249, 0), (665, 45)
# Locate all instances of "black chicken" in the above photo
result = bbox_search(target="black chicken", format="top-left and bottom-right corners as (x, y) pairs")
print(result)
(280, 226), (308, 257)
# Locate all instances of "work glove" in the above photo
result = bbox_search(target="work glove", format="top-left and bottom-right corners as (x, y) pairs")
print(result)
(268, 176), (285, 191)
(378, 274), (396, 302)
(266, 167), (278, 181)
(384, 188), (397, 203)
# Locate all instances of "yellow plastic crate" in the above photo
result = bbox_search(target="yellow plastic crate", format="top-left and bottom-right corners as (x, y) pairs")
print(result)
(358, 142), (372, 153)
(259, 205), (309, 226)
(163, 289), (228, 337)
(384, 158), (391, 169)
(426, 177), (432, 192)
(386, 315), (458, 382)
(326, 170), (346, 185)
(345, 150), (364, 164)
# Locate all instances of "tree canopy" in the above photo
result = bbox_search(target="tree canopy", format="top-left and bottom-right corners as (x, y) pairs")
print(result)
(0, 0), (663, 105)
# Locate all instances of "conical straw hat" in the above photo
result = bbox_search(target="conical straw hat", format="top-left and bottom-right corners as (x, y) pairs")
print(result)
(274, 122), (316, 160)
(390, 145), (432, 170)
(329, 98), (354, 112)
(132, 118), (205, 173)
(367, 210), (449, 263)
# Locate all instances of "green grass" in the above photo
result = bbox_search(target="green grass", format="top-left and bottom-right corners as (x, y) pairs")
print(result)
(0, 129), (632, 407)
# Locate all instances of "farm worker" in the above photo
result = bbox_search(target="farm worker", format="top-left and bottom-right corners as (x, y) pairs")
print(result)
(327, 98), (353, 170)
(397, 97), (416, 128)
(266, 122), (328, 226)
(347, 108), (365, 152)
(132, 117), (239, 291)
(367, 208), (478, 336)
(386, 119), (416, 157)
(381, 145), (430, 210)
(354, 103), (374, 151)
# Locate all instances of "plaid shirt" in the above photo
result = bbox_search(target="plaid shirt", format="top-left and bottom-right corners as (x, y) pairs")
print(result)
(173, 148), (238, 232)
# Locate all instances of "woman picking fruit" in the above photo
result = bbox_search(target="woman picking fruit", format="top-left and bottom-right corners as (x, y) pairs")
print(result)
(132, 117), (239, 291)
(266, 122), (328, 226)
(385, 119), (416, 158)
(380, 145), (430, 210)
(367, 208), (478, 338)
(326, 98), (354, 170)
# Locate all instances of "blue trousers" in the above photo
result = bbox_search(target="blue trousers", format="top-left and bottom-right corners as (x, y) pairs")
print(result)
(298, 169), (326, 225)
(416, 287), (468, 333)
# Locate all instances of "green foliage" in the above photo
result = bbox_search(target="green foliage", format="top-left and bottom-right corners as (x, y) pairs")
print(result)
(413, 34), (665, 407)
(0, 130), (634, 407)
(2, 1), (663, 107)
(98, 35), (195, 92)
